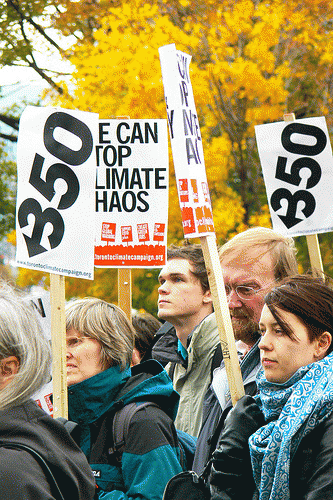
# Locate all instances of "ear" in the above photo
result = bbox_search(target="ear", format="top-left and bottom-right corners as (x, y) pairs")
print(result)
(314, 332), (332, 359)
(131, 348), (141, 367)
(0, 356), (20, 389)
(202, 289), (212, 305)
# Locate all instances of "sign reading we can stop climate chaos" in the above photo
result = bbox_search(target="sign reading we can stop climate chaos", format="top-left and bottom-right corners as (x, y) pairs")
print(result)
(94, 119), (169, 268)
(159, 43), (214, 238)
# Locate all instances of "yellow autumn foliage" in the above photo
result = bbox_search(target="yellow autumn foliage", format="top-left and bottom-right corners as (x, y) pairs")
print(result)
(13, 0), (332, 304)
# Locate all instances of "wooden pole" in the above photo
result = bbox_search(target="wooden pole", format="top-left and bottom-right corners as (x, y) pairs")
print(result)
(118, 269), (132, 321)
(115, 116), (133, 322)
(200, 235), (245, 405)
(306, 233), (324, 273)
(50, 273), (68, 418)
(283, 113), (324, 274)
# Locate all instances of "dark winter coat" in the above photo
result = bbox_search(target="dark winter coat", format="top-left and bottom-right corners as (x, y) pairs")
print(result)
(193, 341), (261, 475)
(210, 404), (333, 500)
(0, 399), (96, 500)
(68, 359), (183, 500)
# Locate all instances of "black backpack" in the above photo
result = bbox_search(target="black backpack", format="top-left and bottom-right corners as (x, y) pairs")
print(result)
(162, 469), (210, 500)
(110, 401), (197, 470)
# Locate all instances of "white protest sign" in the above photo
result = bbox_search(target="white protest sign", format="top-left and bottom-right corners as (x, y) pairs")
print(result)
(29, 291), (51, 340)
(34, 381), (53, 416)
(16, 106), (98, 279)
(255, 116), (333, 236)
(94, 119), (168, 268)
(159, 44), (214, 238)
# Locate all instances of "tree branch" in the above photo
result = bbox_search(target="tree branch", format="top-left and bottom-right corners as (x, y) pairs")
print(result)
(0, 131), (17, 142)
(6, 0), (62, 52)
(0, 113), (19, 131)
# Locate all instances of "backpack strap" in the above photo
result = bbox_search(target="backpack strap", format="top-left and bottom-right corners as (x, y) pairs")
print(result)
(111, 401), (188, 470)
(111, 402), (160, 456)
(0, 441), (65, 500)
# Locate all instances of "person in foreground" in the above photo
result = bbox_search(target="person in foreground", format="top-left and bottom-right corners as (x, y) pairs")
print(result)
(66, 297), (184, 500)
(0, 282), (96, 500)
(210, 274), (333, 500)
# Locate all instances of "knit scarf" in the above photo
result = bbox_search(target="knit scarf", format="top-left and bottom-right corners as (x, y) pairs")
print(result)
(249, 352), (333, 500)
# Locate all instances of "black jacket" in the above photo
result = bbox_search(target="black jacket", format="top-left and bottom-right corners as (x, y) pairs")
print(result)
(0, 399), (96, 499)
(211, 405), (333, 500)
(193, 342), (261, 474)
(290, 411), (333, 499)
(151, 322), (181, 367)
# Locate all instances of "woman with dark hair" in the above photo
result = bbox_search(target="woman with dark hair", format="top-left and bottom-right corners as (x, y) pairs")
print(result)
(210, 274), (333, 500)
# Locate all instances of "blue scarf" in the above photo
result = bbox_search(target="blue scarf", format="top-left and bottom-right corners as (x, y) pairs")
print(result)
(249, 353), (333, 500)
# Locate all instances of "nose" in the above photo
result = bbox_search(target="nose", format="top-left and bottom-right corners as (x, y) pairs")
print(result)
(258, 332), (272, 351)
(158, 282), (168, 295)
(66, 342), (73, 358)
(227, 288), (243, 309)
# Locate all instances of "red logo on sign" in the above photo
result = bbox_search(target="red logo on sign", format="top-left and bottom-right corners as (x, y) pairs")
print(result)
(137, 223), (150, 242)
(179, 179), (189, 202)
(101, 222), (116, 242)
(153, 223), (165, 242)
(191, 179), (199, 203)
(181, 206), (195, 234)
(195, 206), (214, 233)
(121, 226), (133, 243)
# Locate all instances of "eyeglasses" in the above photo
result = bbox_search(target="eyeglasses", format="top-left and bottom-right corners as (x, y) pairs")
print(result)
(66, 336), (94, 349)
(224, 282), (275, 301)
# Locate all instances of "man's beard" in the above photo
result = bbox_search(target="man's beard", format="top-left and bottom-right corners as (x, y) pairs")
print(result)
(230, 310), (260, 346)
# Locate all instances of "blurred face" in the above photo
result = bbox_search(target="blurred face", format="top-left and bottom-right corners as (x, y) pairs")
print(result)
(66, 328), (104, 386)
(157, 258), (212, 327)
(221, 250), (276, 346)
(259, 305), (320, 383)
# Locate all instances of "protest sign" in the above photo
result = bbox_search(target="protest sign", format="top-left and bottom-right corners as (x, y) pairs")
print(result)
(159, 44), (244, 405)
(255, 116), (333, 238)
(30, 292), (53, 416)
(159, 44), (214, 238)
(15, 106), (98, 280)
(94, 119), (169, 268)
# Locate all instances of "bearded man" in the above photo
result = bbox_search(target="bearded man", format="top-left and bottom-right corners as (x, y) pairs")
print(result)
(192, 226), (298, 474)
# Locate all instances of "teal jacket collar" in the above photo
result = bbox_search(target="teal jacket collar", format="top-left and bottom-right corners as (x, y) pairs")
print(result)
(68, 365), (131, 425)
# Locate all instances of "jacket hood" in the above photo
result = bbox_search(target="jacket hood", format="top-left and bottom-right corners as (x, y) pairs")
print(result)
(68, 365), (131, 424)
(68, 359), (179, 424)
(152, 313), (218, 368)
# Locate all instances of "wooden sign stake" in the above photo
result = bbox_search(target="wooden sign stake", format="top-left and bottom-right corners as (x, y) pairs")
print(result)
(50, 273), (68, 418)
(114, 116), (133, 322)
(118, 269), (132, 321)
(283, 113), (324, 274)
(200, 235), (245, 405)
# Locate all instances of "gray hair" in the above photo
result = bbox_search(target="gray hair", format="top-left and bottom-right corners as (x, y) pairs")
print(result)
(0, 281), (51, 411)
(219, 227), (298, 280)
(65, 298), (134, 371)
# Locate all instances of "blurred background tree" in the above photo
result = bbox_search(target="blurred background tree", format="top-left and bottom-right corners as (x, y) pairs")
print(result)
(1, 0), (333, 313)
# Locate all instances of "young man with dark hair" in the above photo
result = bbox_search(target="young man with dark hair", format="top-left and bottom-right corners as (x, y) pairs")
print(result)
(152, 243), (220, 437)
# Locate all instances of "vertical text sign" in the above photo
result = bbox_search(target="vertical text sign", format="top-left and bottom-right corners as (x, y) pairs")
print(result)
(94, 119), (168, 267)
(159, 43), (214, 238)
(16, 106), (98, 279)
(255, 116), (333, 237)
